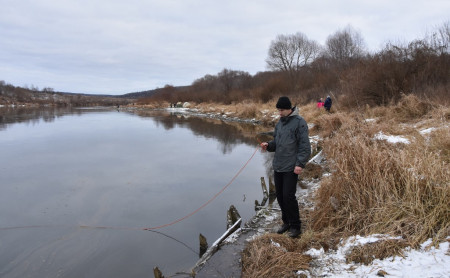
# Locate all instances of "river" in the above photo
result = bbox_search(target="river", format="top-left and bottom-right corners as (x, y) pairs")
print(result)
(0, 107), (272, 277)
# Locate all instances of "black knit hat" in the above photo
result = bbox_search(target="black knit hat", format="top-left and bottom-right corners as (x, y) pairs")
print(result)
(276, 96), (292, 109)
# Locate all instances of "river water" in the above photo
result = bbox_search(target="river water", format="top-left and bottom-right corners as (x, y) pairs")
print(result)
(0, 107), (272, 277)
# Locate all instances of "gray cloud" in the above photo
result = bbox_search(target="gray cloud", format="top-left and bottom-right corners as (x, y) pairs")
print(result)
(0, 0), (448, 94)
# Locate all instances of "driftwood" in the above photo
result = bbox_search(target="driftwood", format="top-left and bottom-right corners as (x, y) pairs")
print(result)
(193, 218), (242, 272)
(193, 205), (242, 274)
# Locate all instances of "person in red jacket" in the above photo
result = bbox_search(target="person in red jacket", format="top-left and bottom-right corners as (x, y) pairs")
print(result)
(317, 98), (324, 108)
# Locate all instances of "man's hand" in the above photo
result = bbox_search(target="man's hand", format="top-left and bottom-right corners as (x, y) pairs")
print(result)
(260, 142), (268, 151)
(294, 166), (303, 175)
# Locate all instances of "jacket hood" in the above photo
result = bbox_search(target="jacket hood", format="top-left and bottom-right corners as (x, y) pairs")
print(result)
(280, 106), (299, 123)
(289, 106), (299, 117)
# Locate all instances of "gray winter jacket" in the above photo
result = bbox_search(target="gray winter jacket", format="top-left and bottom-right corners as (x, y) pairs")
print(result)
(267, 108), (311, 172)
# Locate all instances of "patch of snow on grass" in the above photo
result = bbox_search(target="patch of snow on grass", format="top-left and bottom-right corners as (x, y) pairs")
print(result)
(420, 127), (436, 135)
(374, 131), (410, 144)
(304, 235), (450, 278)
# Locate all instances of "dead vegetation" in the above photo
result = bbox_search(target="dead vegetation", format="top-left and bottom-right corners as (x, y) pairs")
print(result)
(134, 93), (448, 277)
(240, 94), (449, 277)
(241, 234), (312, 278)
(345, 239), (409, 265)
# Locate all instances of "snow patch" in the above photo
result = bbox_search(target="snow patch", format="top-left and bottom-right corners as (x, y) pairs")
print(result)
(303, 235), (450, 277)
(374, 132), (410, 144)
(223, 228), (241, 243)
(420, 127), (436, 135)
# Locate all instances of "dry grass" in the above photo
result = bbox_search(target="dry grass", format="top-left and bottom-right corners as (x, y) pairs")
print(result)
(301, 163), (324, 180)
(133, 94), (449, 274)
(193, 100), (279, 125)
(345, 239), (409, 265)
(244, 94), (448, 275)
(241, 229), (342, 277)
(311, 96), (450, 247)
(241, 231), (337, 278)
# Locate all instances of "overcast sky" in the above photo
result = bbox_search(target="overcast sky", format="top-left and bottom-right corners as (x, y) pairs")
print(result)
(0, 0), (448, 95)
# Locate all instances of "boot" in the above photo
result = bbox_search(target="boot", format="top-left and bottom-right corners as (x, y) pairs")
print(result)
(276, 224), (290, 234)
(288, 227), (301, 238)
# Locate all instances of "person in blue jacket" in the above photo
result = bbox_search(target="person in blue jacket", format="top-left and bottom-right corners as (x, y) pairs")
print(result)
(260, 96), (311, 238)
(324, 95), (332, 112)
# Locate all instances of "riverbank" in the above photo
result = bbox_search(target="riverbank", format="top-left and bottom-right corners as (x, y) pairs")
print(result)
(191, 150), (325, 277)
(142, 98), (449, 278)
(130, 104), (322, 277)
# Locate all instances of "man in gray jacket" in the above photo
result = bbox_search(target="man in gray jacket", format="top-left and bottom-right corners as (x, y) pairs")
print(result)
(260, 96), (311, 238)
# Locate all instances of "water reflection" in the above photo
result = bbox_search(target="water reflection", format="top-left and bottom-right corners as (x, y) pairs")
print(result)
(0, 106), (109, 131)
(131, 109), (264, 154)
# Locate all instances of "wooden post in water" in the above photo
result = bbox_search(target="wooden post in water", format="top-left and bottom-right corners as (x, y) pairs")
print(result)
(227, 205), (241, 229)
(268, 176), (276, 197)
(199, 233), (208, 258)
(260, 177), (269, 198)
(153, 266), (164, 278)
(260, 196), (268, 207)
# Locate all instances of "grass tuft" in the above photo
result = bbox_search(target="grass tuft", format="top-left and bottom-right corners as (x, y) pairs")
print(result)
(346, 239), (408, 265)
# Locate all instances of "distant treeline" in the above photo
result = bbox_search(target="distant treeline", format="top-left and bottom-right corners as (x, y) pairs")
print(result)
(140, 22), (449, 108)
(0, 81), (133, 107)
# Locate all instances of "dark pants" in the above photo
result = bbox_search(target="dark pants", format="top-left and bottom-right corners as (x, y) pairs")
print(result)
(274, 171), (301, 229)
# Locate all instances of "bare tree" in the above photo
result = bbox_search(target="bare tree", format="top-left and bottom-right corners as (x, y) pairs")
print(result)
(325, 26), (366, 64)
(217, 68), (252, 94)
(426, 21), (450, 55)
(266, 32), (321, 88)
(42, 87), (54, 93)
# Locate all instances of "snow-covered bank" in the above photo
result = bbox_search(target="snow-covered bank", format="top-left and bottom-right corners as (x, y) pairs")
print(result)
(304, 236), (450, 277)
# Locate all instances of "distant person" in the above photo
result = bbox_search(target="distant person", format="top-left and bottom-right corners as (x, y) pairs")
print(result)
(260, 96), (311, 238)
(317, 98), (324, 108)
(324, 96), (332, 112)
